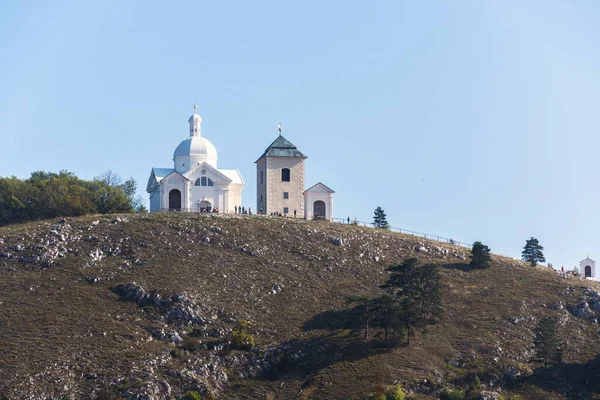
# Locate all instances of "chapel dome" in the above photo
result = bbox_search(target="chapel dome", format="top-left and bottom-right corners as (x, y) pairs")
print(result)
(173, 136), (218, 159)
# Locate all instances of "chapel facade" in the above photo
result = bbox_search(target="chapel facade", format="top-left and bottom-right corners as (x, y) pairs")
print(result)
(580, 257), (597, 279)
(146, 107), (244, 212)
(256, 129), (334, 220)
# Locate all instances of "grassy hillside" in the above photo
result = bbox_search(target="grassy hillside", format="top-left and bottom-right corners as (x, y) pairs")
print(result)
(0, 213), (599, 400)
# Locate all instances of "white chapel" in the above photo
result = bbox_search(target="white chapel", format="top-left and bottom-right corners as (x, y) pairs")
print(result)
(579, 257), (597, 280)
(146, 106), (244, 212)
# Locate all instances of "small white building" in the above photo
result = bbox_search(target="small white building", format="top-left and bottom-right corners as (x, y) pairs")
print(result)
(303, 182), (335, 221)
(146, 107), (244, 212)
(580, 257), (596, 279)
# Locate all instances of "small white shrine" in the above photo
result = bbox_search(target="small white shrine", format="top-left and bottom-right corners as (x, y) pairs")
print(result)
(579, 257), (597, 280)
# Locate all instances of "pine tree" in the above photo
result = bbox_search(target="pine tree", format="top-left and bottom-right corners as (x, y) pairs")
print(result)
(533, 316), (563, 368)
(370, 294), (403, 339)
(470, 241), (492, 269)
(522, 237), (546, 267)
(381, 258), (443, 344)
(347, 296), (376, 339)
(373, 206), (389, 229)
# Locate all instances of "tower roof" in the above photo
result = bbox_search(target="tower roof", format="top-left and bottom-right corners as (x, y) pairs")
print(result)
(257, 135), (306, 161)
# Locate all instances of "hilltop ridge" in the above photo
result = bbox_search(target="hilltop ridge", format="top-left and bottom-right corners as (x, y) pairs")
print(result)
(0, 213), (599, 399)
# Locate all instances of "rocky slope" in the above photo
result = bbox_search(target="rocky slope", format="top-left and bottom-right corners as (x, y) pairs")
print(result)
(0, 213), (599, 399)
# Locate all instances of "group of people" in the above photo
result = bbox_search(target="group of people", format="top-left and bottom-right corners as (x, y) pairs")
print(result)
(233, 206), (300, 218)
(347, 216), (358, 225)
(234, 206), (252, 215)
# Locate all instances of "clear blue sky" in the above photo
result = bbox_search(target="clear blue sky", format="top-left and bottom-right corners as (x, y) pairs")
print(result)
(1, 0), (599, 269)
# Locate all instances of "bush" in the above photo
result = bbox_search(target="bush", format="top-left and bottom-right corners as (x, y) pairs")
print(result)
(231, 319), (255, 350)
(170, 349), (183, 358)
(182, 391), (202, 400)
(386, 384), (406, 400)
(439, 389), (466, 400)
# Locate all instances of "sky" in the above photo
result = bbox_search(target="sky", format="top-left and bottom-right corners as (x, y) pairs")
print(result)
(1, 0), (600, 269)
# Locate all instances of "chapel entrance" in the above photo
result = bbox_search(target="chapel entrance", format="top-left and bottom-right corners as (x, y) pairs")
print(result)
(585, 265), (592, 278)
(169, 189), (182, 211)
(313, 200), (326, 220)
(197, 199), (212, 213)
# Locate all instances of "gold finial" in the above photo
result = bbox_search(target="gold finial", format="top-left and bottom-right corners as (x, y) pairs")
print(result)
(278, 122), (282, 135)
(193, 103), (198, 113)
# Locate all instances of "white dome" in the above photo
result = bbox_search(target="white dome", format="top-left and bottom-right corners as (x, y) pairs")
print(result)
(188, 114), (202, 124)
(173, 136), (217, 159)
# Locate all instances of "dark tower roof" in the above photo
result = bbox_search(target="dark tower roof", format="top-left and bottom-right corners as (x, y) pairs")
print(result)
(256, 135), (307, 161)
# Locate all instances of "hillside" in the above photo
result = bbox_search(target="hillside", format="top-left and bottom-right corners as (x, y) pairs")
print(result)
(0, 213), (599, 400)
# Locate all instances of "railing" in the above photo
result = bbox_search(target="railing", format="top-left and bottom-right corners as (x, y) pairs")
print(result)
(331, 217), (472, 248)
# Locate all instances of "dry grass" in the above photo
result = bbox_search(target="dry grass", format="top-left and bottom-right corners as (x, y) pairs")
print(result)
(0, 213), (598, 399)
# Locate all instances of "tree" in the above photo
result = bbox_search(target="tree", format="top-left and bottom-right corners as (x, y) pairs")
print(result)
(522, 237), (546, 267)
(532, 316), (563, 368)
(381, 258), (443, 344)
(470, 241), (492, 269)
(373, 206), (389, 229)
(370, 293), (403, 339)
(347, 295), (377, 339)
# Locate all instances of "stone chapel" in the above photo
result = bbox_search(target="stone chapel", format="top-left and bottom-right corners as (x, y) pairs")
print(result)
(146, 106), (244, 212)
(255, 127), (334, 220)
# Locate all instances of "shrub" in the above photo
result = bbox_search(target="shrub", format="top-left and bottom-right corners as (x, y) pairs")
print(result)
(439, 389), (466, 400)
(231, 319), (255, 350)
(170, 349), (183, 358)
(386, 384), (406, 400)
(182, 390), (202, 400)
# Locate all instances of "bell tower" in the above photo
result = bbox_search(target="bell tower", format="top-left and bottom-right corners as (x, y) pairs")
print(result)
(256, 124), (306, 215)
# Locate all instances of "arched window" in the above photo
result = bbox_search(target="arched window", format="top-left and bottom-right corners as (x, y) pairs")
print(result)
(281, 168), (291, 182)
(194, 177), (214, 187)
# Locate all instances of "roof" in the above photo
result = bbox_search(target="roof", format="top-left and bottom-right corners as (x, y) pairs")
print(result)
(304, 182), (335, 194)
(173, 136), (217, 159)
(219, 169), (245, 185)
(256, 135), (306, 161)
(151, 168), (175, 182)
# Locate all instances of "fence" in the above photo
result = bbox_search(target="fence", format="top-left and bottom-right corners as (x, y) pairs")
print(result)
(331, 217), (472, 248)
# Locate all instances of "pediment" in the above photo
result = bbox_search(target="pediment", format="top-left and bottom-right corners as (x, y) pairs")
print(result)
(184, 162), (232, 183)
(304, 182), (335, 194)
(161, 170), (191, 183)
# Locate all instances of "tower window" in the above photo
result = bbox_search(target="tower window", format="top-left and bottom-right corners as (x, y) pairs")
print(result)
(260, 170), (264, 184)
(283, 192), (289, 199)
(283, 207), (289, 214)
(260, 194), (263, 202)
(281, 168), (290, 182)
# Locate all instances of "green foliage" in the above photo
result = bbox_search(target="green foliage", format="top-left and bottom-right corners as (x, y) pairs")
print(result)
(373, 206), (389, 229)
(532, 316), (563, 368)
(469, 241), (492, 269)
(0, 170), (138, 226)
(439, 388), (466, 400)
(170, 348), (183, 358)
(231, 319), (255, 350)
(522, 237), (546, 266)
(370, 294), (403, 339)
(382, 258), (443, 344)
(386, 384), (406, 400)
(182, 390), (202, 400)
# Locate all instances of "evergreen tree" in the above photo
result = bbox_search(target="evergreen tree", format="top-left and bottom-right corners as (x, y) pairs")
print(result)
(522, 237), (546, 266)
(373, 206), (389, 229)
(381, 258), (443, 344)
(370, 294), (403, 339)
(470, 241), (492, 269)
(347, 296), (376, 339)
(532, 316), (563, 368)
